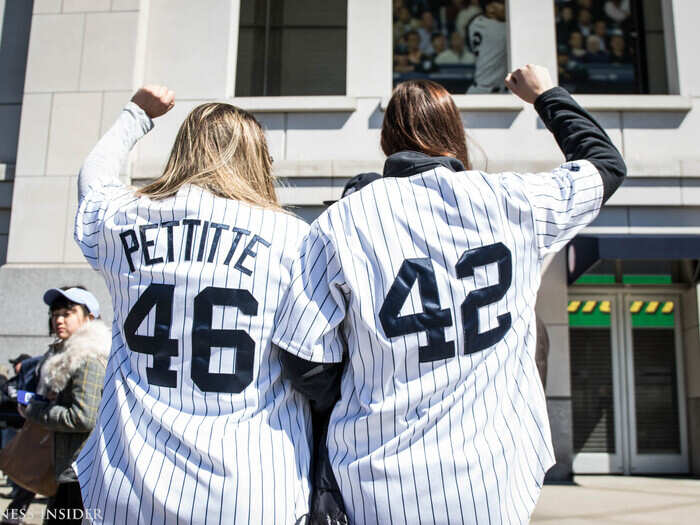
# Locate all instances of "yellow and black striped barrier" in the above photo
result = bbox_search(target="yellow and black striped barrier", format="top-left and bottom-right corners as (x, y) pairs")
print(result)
(567, 300), (674, 315)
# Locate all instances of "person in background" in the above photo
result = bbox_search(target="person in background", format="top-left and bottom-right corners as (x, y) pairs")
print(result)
(466, 0), (508, 93)
(11, 353), (42, 402)
(1, 356), (30, 406)
(442, 0), (465, 34)
(23, 287), (110, 525)
(431, 33), (448, 58)
(0, 354), (33, 458)
(558, 52), (573, 84)
(583, 34), (609, 63)
(577, 8), (594, 37)
(406, 30), (435, 72)
(394, 5), (419, 42)
(9, 357), (29, 377)
(408, 0), (432, 19)
(605, 0), (631, 24)
(536, 317), (550, 388)
(578, 0), (603, 19)
(455, 0), (482, 39)
(0, 355), (36, 525)
(569, 31), (587, 59)
(394, 51), (416, 73)
(392, 0), (404, 20)
(556, 4), (576, 45)
(557, 52), (588, 86)
(417, 10), (439, 55)
(436, 31), (475, 65)
(593, 20), (609, 50)
(609, 32), (631, 63)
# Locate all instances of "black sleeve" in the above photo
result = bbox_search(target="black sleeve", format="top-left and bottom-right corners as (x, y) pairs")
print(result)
(278, 348), (343, 413)
(534, 86), (627, 203)
(309, 404), (347, 520)
(278, 347), (348, 521)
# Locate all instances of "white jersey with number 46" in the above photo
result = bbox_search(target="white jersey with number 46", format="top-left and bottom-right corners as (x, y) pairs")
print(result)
(273, 160), (604, 524)
(74, 104), (312, 524)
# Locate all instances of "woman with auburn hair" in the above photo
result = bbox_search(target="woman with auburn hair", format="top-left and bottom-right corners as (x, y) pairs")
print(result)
(73, 87), (313, 524)
(274, 65), (626, 524)
(380, 78), (471, 170)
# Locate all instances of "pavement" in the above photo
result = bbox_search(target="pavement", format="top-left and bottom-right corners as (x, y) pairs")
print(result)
(533, 475), (700, 524)
(0, 482), (46, 525)
(0, 474), (698, 524)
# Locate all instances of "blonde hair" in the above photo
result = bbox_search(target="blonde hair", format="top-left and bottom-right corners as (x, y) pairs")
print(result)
(137, 103), (281, 211)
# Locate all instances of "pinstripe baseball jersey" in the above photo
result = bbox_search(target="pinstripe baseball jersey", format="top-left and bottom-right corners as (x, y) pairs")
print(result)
(467, 14), (507, 93)
(73, 107), (312, 523)
(273, 159), (603, 524)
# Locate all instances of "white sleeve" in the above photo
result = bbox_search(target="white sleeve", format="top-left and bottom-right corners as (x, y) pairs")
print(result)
(74, 102), (150, 269)
(518, 159), (604, 258)
(74, 188), (108, 270)
(272, 221), (347, 364)
(466, 17), (476, 53)
(77, 101), (152, 202)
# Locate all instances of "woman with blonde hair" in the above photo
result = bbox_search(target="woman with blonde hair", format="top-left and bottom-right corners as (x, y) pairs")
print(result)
(73, 86), (312, 524)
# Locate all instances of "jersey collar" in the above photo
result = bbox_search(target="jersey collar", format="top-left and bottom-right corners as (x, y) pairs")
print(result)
(382, 151), (465, 179)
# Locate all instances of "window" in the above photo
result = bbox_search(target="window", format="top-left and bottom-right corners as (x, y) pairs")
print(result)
(235, 0), (347, 96)
(393, 1), (509, 94)
(554, 0), (670, 94)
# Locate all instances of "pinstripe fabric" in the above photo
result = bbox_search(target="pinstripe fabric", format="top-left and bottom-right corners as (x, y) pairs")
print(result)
(74, 182), (312, 524)
(273, 160), (603, 525)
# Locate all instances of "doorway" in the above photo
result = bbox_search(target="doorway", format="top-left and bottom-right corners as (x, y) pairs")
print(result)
(568, 292), (689, 474)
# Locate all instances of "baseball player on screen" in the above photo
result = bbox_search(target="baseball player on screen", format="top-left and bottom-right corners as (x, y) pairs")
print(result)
(467, 1), (508, 93)
(273, 64), (626, 524)
(73, 87), (312, 523)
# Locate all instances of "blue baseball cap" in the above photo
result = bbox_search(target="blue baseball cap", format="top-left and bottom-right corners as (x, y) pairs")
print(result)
(43, 287), (100, 318)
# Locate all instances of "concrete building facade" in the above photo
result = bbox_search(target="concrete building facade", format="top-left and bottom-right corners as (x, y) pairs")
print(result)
(1, 0), (698, 480)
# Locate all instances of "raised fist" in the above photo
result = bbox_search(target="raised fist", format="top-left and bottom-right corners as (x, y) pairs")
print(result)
(131, 85), (175, 119)
(505, 64), (554, 104)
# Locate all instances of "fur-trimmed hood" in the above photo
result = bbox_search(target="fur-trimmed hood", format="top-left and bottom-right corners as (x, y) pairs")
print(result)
(38, 320), (111, 395)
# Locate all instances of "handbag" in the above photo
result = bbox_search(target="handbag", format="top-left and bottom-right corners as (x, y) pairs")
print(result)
(0, 419), (58, 497)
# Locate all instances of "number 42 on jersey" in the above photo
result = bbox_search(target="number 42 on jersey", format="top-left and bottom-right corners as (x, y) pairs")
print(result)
(379, 242), (512, 363)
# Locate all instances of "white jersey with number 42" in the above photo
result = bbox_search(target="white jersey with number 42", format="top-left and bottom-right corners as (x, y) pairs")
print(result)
(74, 160), (312, 523)
(273, 161), (604, 524)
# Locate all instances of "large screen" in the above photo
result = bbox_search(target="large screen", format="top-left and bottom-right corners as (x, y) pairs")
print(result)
(555, 0), (669, 94)
(393, 1), (509, 94)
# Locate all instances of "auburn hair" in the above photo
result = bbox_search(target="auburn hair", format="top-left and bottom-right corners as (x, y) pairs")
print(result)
(381, 79), (471, 170)
(137, 103), (281, 211)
